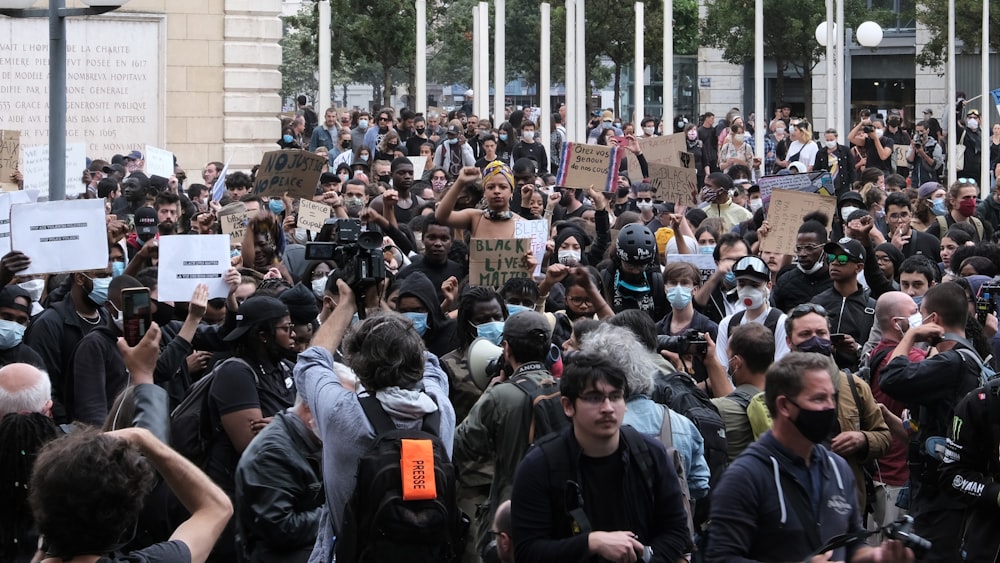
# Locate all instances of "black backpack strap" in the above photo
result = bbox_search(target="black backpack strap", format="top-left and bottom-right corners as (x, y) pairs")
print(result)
(843, 370), (866, 424)
(620, 426), (656, 498)
(764, 308), (783, 336)
(731, 310), (746, 327)
(359, 395), (398, 435)
(538, 434), (593, 535)
(727, 387), (755, 410)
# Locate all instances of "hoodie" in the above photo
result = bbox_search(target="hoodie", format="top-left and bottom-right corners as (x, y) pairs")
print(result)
(706, 431), (865, 562)
(396, 271), (456, 358)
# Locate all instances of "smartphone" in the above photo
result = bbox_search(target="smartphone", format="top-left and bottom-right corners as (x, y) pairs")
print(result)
(121, 287), (152, 347)
(830, 333), (847, 345)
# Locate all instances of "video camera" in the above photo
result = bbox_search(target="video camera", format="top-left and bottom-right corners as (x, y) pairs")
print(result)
(656, 329), (708, 357)
(305, 218), (386, 294)
(975, 282), (1000, 324)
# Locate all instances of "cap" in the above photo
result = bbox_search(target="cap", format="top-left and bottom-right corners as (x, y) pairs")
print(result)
(446, 124), (462, 136)
(654, 203), (673, 215)
(126, 150), (143, 160)
(135, 206), (158, 238)
(319, 172), (339, 185)
(103, 163), (125, 176)
(917, 181), (943, 199)
(838, 191), (864, 207)
(464, 89), (474, 97)
(968, 109), (981, 117)
(223, 296), (289, 342)
(601, 110), (614, 122)
(733, 255), (770, 282)
(502, 310), (551, 341)
(278, 283), (320, 326)
(0, 285), (31, 315)
(824, 237), (865, 263)
(89, 159), (109, 173)
(922, 108), (933, 116)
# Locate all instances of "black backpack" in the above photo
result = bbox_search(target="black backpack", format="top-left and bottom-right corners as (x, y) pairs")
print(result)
(730, 308), (784, 339)
(169, 357), (252, 466)
(336, 396), (464, 563)
(511, 373), (571, 444)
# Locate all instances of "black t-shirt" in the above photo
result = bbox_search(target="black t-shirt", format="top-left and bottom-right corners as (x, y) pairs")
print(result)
(865, 136), (895, 173)
(99, 540), (191, 562)
(580, 444), (630, 535)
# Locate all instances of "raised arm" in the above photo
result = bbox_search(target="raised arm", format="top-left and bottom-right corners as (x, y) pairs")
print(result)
(434, 166), (483, 232)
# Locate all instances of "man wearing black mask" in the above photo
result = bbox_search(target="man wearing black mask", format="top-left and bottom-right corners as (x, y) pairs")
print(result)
(406, 115), (430, 156)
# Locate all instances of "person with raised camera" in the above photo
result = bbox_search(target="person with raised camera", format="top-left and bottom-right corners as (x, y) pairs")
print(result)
(905, 121), (944, 187)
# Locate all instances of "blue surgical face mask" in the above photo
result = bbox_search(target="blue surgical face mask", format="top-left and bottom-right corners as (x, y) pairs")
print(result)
(666, 286), (693, 310)
(474, 320), (505, 346)
(231, 248), (242, 258)
(506, 303), (530, 316)
(403, 311), (429, 336)
(111, 261), (125, 278)
(446, 138), (458, 146)
(282, 134), (294, 144)
(269, 199), (286, 214)
(912, 295), (923, 307)
(931, 199), (947, 216)
(498, 133), (508, 142)
(699, 244), (716, 256)
(87, 275), (112, 307)
(358, 119), (369, 129)
(724, 270), (737, 286)
(0, 320), (25, 350)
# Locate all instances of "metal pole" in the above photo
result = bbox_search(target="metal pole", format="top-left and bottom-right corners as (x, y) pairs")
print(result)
(634, 2), (644, 132)
(663, 0), (673, 128)
(318, 0), (331, 112)
(836, 0), (845, 133)
(472, 5), (480, 118)
(565, 0), (576, 142)
(415, 0), (426, 113)
(479, 2), (489, 120)
(494, 0), (505, 127)
(947, 0), (957, 186)
(49, 0), (66, 201)
(540, 2), (551, 162)
(825, 0), (834, 132)
(754, 0), (763, 178)
(981, 0), (990, 197)
(576, 0), (586, 141)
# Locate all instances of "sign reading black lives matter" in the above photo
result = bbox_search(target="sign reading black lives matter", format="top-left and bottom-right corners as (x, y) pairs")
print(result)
(156, 234), (231, 301)
(469, 238), (532, 286)
(555, 142), (621, 192)
(10, 199), (108, 275)
(648, 161), (698, 206)
(255, 150), (327, 201)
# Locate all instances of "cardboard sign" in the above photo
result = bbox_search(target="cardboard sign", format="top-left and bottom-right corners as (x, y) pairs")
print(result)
(627, 133), (691, 181)
(145, 145), (174, 178)
(9, 199), (108, 274)
(514, 219), (549, 277)
(893, 144), (909, 168)
(0, 130), (20, 192)
(219, 211), (249, 242)
(555, 143), (620, 192)
(648, 162), (698, 206)
(157, 234), (231, 301)
(297, 198), (332, 232)
(757, 171), (834, 204)
(21, 143), (87, 200)
(760, 189), (836, 256)
(669, 254), (717, 285)
(469, 238), (531, 286)
(254, 150), (327, 200)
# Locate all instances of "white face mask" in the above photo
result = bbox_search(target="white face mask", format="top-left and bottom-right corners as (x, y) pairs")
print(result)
(558, 249), (581, 266)
(826, 140), (838, 150)
(636, 201), (654, 211)
(643, 127), (655, 136)
(841, 206), (860, 222)
(874, 128), (884, 138)
(737, 285), (767, 310)
(311, 275), (328, 296)
(522, 131), (535, 142)
(967, 118), (980, 130)
(749, 198), (763, 212)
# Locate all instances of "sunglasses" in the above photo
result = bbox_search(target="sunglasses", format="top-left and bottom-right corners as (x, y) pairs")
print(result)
(790, 303), (828, 318)
(827, 253), (855, 265)
(958, 178), (978, 185)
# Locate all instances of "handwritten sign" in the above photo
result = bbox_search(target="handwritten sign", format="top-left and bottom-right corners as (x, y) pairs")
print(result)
(21, 143), (87, 200)
(760, 189), (836, 255)
(157, 234), (231, 301)
(514, 219), (549, 277)
(626, 133), (691, 181)
(10, 199), (108, 274)
(0, 130), (20, 192)
(145, 145), (175, 178)
(218, 209), (248, 243)
(757, 171), (834, 204)
(469, 238), (531, 286)
(297, 198), (332, 232)
(893, 145), (909, 168)
(669, 254), (718, 285)
(555, 143), (620, 192)
(254, 150), (327, 200)
(648, 162), (697, 206)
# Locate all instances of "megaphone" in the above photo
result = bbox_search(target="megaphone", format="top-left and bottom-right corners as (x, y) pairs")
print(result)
(467, 337), (505, 390)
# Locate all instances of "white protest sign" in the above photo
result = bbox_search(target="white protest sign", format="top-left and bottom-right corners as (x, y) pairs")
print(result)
(669, 254), (718, 285)
(297, 198), (332, 232)
(145, 145), (174, 178)
(0, 191), (34, 255)
(156, 234), (231, 301)
(407, 156), (428, 175)
(514, 218), (549, 277)
(10, 199), (108, 274)
(21, 143), (87, 200)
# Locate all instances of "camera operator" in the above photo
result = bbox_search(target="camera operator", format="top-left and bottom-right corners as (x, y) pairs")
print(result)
(906, 121), (944, 187)
(849, 113), (895, 174)
(885, 114), (911, 177)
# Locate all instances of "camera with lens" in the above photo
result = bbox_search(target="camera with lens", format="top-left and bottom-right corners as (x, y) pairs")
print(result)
(862, 125), (874, 134)
(975, 281), (1000, 324)
(656, 329), (708, 357)
(913, 131), (926, 145)
(884, 515), (931, 556)
(305, 218), (386, 293)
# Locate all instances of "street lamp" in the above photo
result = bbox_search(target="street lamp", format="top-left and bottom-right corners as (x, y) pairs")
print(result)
(0, 0), (131, 201)
(856, 21), (884, 48)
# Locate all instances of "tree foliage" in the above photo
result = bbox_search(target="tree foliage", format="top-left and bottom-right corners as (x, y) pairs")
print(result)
(915, 0), (1000, 67)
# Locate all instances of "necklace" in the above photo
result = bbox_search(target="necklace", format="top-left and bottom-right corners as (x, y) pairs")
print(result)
(76, 310), (101, 325)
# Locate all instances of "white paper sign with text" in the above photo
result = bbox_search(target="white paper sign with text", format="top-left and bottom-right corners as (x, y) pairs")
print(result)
(157, 234), (230, 301)
(21, 143), (87, 200)
(514, 219), (549, 277)
(145, 145), (174, 178)
(10, 199), (108, 274)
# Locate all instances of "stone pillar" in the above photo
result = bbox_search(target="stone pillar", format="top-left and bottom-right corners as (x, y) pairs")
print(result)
(223, 0), (283, 170)
(914, 23), (947, 122)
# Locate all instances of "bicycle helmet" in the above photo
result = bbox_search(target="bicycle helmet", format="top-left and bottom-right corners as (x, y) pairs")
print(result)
(615, 223), (656, 265)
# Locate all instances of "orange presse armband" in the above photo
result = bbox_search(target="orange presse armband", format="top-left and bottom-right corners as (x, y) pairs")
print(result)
(400, 439), (437, 501)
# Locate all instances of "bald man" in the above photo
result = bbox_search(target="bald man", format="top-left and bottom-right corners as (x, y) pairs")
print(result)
(491, 500), (514, 563)
(0, 362), (52, 418)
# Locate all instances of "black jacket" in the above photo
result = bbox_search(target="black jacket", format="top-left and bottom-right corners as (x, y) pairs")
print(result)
(812, 285), (875, 369)
(772, 266), (834, 315)
(397, 270), (457, 358)
(812, 144), (855, 196)
(235, 410), (324, 563)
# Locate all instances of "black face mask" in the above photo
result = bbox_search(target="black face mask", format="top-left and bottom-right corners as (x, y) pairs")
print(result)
(378, 175), (391, 183)
(788, 399), (837, 444)
(151, 300), (176, 326)
(416, 127), (426, 134)
(341, 140), (351, 148)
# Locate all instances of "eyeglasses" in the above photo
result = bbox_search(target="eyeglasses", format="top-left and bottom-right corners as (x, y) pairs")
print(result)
(827, 253), (853, 265)
(579, 391), (625, 405)
(794, 243), (824, 252)
(958, 178), (978, 185)
(887, 211), (910, 220)
(876, 255), (893, 263)
(378, 117), (389, 122)
(274, 323), (295, 333)
(790, 303), (829, 319)
(567, 296), (593, 306)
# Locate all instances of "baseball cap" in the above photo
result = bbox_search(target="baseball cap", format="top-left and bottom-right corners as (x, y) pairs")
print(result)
(917, 181), (943, 199)
(502, 310), (552, 341)
(824, 237), (865, 264)
(446, 124), (462, 136)
(135, 206), (158, 238)
(89, 159), (109, 173)
(127, 150), (143, 160)
(838, 191), (864, 207)
(103, 163), (126, 176)
(223, 296), (290, 342)
(319, 172), (339, 185)
(733, 256), (770, 283)
(922, 108), (933, 116)
(0, 285), (31, 315)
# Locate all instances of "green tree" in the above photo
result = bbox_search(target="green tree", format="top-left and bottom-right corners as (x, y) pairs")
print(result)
(279, 3), (320, 101)
(915, 0), (1000, 67)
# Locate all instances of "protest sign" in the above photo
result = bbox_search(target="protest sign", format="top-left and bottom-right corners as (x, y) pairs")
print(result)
(469, 238), (532, 286)
(145, 145), (174, 178)
(0, 130), (20, 192)
(555, 143), (620, 192)
(760, 188), (836, 255)
(10, 199), (108, 274)
(219, 210), (249, 243)
(254, 150), (327, 200)
(669, 254), (717, 285)
(626, 133), (691, 181)
(0, 191), (33, 254)
(157, 234), (231, 301)
(893, 144), (909, 168)
(21, 143), (87, 199)
(407, 156), (428, 175)
(757, 171), (834, 204)
(648, 162), (698, 206)
(514, 219), (549, 277)
(297, 198), (332, 232)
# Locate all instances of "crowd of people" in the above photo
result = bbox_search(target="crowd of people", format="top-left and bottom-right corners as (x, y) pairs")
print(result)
(3, 98), (1000, 563)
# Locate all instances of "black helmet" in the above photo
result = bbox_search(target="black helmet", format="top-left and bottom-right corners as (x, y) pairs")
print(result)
(615, 223), (656, 264)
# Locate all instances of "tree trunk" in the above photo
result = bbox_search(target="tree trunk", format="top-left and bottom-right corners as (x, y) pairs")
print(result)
(775, 58), (785, 109)
(382, 65), (393, 109)
(613, 62), (622, 121)
(371, 82), (378, 112)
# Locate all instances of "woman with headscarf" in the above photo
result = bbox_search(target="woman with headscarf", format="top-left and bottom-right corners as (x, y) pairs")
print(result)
(873, 243), (903, 291)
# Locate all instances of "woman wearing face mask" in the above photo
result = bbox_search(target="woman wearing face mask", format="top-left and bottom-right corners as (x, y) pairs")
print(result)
(911, 181), (946, 231)
(495, 121), (517, 165)
(376, 130), (403, 162)
(684, 123), (708, 188)
(718, 124), (755, 173)
(332, 143), (372, 170)
(303, 260), (336, 298)
(926, 179), (993, 242)
(812, 128), (855, 196)
(656, 262), (719, 377)
(939, 226), (975, 280)
(958, 109), (983, 185)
